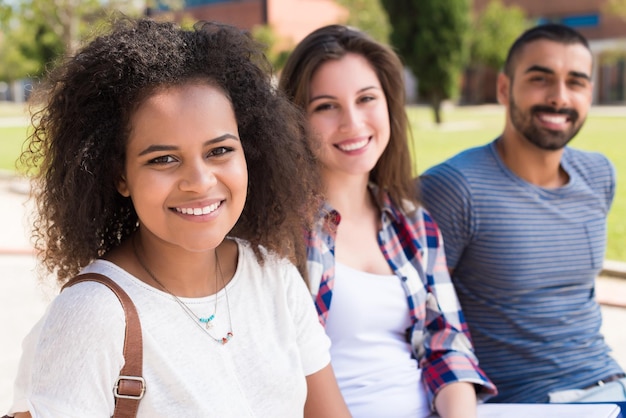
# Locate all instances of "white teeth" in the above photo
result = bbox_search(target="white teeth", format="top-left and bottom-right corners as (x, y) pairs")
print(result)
(338, 138), (368, 151)
(176, 202), (220, 216)
(540, 115), (567, 124)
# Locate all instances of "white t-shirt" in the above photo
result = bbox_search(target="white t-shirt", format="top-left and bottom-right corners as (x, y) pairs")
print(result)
(9, 239), (330, 418)
(325, 262), (430, 418)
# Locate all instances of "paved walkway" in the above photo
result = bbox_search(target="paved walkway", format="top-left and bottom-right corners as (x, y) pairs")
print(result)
(0, 172), (625, 412)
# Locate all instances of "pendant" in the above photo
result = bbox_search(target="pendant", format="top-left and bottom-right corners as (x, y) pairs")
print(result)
(199, 314), (215, 329)
(221, 332), (234, 345)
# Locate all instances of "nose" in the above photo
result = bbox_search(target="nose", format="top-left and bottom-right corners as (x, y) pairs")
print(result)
(338, 104), (362, 133)
(178, 159), (217, 192)
(547, 80), (570, 109)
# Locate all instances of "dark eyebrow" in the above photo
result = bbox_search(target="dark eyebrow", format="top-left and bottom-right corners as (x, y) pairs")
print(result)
(309, 85), (380, 105)
(525, 65), (591, 81)
(137, 133), (239, 156)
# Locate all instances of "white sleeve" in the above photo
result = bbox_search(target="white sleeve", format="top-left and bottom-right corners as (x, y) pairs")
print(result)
(284, 264), (331, 376)
(9, 281), (126, 418)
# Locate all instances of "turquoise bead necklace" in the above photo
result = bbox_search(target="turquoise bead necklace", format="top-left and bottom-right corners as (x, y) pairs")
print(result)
(132, 236), (234, 345)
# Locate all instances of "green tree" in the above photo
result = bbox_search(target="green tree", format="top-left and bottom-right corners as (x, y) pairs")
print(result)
(251, 24), (292, 72)
(467, 0), (527, 103)
(337, 0), (391, 44)
(604, 0), (626, 19)
(0, 0), (186, 83)
(471, 0), (527, 71)
(0, 17), (64, 82)
(0, 0), (11, 28)
(381, 0), (471, 124)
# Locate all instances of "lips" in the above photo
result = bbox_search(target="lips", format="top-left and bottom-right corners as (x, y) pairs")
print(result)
(174, 201), (222, 216)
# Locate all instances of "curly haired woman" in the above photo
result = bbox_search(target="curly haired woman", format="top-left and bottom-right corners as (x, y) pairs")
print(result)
(5, 18), (349, 418)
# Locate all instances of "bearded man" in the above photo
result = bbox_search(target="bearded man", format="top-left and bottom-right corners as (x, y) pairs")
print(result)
(420, 23), (625, 404)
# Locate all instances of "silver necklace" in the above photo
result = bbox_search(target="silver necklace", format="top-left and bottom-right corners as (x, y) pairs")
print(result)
(132, 236), (234, 345)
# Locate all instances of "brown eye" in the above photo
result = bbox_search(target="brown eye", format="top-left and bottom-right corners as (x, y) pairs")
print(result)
(314, 103), (334, 112)
(208, 147), (232, 157)
(148, 155), (176, 165)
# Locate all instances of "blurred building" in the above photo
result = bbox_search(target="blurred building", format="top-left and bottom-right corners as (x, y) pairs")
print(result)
(149, 0), (347, 50)
(470, 0), (626, 104)
(154, 0), (626, 105)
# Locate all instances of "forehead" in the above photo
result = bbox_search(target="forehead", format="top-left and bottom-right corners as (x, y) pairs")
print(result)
(310, 53), (380, 93)
(512, 39), (592, 77)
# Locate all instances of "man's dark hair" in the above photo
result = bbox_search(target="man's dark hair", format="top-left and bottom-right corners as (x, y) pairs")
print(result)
(503, 23), (590, 78)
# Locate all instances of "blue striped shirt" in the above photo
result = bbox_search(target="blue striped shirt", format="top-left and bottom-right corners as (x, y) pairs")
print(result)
(420, 140), (623, 403)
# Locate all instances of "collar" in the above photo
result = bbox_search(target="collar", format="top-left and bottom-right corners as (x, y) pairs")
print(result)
(318, 183), (409, 232)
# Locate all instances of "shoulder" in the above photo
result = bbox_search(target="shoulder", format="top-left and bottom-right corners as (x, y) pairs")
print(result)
(234, 238), (303, 286)
(565, 146), (612, 164)
(393, 200), (436, 229)
(236, 238), (294, 269)
(17, 262), (128, 415)
(423, 143), (494, 176)
(55, 262), (129, 328)
(420, 143), (496, 195)
(232, 239), (316, 320)
(27, 262), (127, 370)
(564, 147), (614, 179)
(381, 197), (442, 253)
(564, 148), (615, 198)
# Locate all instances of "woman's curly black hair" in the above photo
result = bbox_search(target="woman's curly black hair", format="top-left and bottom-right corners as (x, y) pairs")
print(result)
(22, 18), (321, 284)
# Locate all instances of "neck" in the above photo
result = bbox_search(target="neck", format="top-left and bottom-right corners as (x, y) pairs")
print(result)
(132, 233), (222, 297)
(497, 133), (568, 188)
(322, 170), (374, 218)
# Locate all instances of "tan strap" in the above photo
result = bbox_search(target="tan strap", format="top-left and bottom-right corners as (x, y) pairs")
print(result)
(63, 273), (144, 418)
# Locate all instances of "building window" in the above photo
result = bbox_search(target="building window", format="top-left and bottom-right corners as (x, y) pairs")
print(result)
(185, 0), (233, 7)
(561, 14), (600, 28)
(152, 0), (232, 11)
(537, 14), (600, 29)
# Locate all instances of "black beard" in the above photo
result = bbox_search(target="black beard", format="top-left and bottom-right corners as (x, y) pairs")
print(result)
(510, 100), (583, 151)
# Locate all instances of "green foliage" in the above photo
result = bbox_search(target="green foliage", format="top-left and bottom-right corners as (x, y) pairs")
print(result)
(149, 0), (186, 12)
(251, 24), (292, 72)
(470, 0), (528, 71)
(0, 1), (12, 28)
(0, 0), (155, 83)
(336, 0), (391, 44)
(0, 14), (65, 81)
(381, 0), (471, 124)
(604, 0), (626, 19)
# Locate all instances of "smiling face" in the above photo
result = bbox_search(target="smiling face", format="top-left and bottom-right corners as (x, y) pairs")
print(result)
(306, 53), (390, 180)
(117, 83), (247, 252)
(498, 39), (593, 150)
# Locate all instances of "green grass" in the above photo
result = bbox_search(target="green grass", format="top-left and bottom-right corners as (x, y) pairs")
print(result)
(0, 102), (30, 173)
(0, 126), (29, 172)
(2, 102), (626, 261)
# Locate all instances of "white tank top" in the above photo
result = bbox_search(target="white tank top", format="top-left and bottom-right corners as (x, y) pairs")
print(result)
(325, 262), (431, 418)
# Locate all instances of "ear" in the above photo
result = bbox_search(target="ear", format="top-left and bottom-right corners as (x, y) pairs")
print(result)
(496, 72), (511, 106)
(116, 175), (130, 197)
(587, 80), (594, 102)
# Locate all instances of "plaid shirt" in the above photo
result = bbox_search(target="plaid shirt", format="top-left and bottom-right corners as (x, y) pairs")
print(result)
(306, 185), (497, 405)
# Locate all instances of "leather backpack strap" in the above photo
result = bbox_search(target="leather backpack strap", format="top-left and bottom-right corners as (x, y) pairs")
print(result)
(63, 273), (145, 418)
